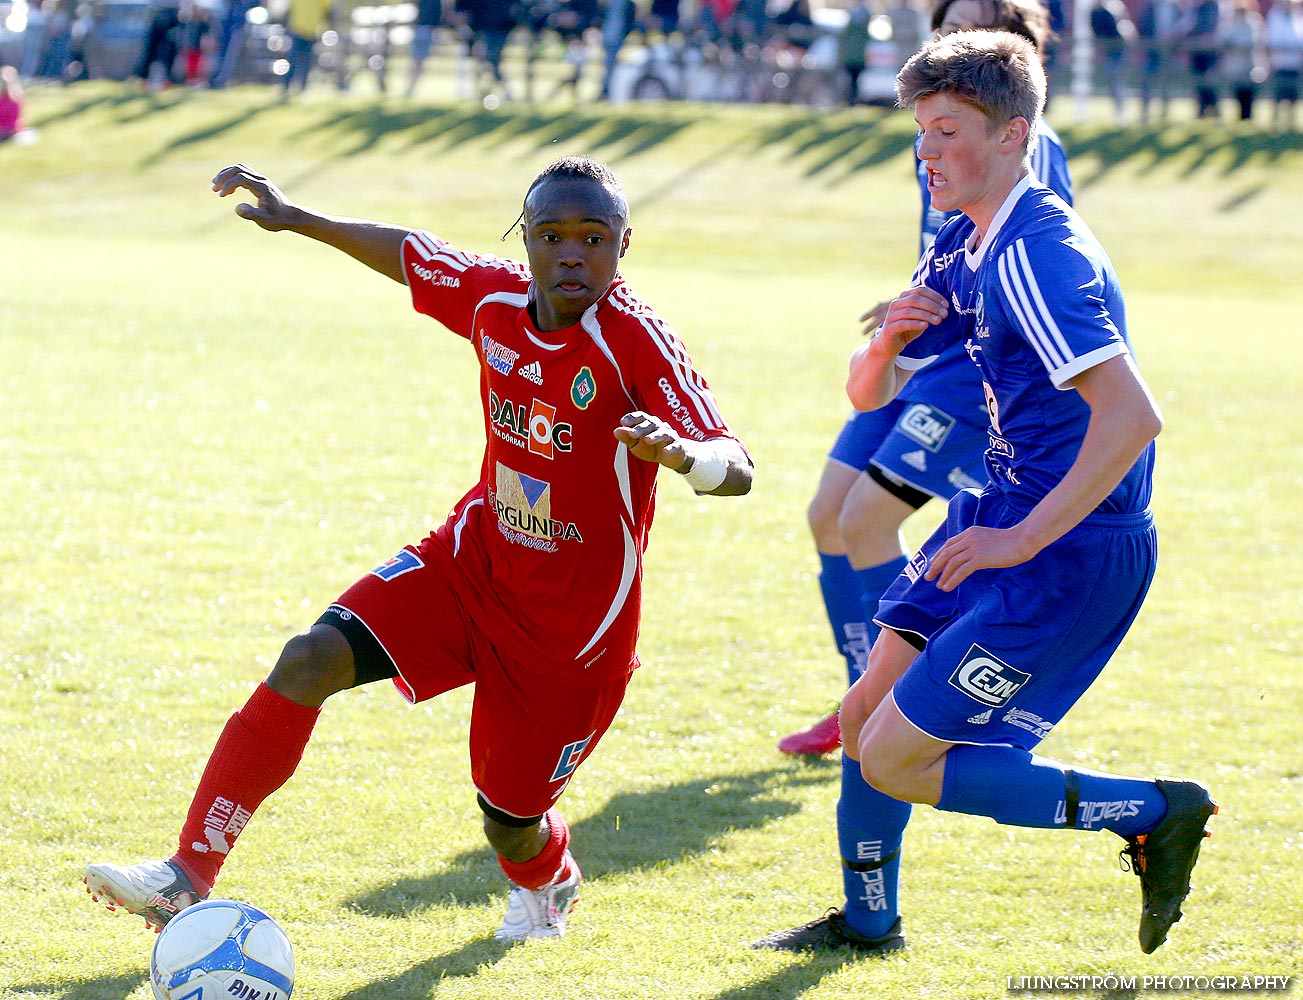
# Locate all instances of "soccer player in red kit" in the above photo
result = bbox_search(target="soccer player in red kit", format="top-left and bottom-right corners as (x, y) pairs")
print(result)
(84, 157), (753, 941)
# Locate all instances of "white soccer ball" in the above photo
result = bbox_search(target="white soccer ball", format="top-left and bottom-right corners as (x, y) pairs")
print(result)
(150, 898), (295, 1000)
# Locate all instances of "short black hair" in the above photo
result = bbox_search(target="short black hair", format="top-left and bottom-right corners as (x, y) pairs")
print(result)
(524, 156), (629, 224)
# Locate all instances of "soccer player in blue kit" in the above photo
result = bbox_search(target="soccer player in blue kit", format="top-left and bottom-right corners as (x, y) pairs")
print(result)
(756, 29), (1216, 955)
(783, 0), (1073, 758)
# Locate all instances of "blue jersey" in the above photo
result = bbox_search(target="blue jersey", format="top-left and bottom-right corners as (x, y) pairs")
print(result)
(899, 177), (1153, 518)
(904, 123), (1073, 420)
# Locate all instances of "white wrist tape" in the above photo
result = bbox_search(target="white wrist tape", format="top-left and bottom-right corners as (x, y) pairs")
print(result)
(681, 448), (728, 493)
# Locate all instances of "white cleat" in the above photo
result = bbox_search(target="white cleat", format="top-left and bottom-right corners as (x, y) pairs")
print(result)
(493, 862), (581, 941)
(83, 859), (206, 933)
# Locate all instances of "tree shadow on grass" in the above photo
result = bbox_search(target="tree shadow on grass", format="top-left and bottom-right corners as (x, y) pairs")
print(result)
(745, 114), (917, 184)
(269, 103), (694, 165)
(332, 939), (521, 1000)
(337, 941), (868, 1000)
(7, 971), (146, 1000)
(1057, 122), (1303, 193)
(28, 90), (137, 130)
(139, 100), (281, 168)
(345, 763), (835, 917)
(706, 954), (869, 1000)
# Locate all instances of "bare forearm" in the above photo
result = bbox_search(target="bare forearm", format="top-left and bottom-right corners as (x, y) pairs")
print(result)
(283, 209), (410, 284)
(846, 340), (911, 411)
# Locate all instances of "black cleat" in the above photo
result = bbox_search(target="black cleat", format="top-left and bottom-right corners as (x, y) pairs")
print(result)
(1120, 778), (1218, 954)
(751, 909), (906, 954)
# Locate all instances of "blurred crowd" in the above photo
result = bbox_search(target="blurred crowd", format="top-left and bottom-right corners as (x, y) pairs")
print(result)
(1088, 0), (1303, 124)
(2, 0), (1301, 128)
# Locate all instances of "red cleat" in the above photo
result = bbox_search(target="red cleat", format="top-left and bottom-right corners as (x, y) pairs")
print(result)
(777, 712), (842, 756)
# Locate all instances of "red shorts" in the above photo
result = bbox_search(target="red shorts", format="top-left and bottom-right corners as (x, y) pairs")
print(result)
(328, 532), (632, 819)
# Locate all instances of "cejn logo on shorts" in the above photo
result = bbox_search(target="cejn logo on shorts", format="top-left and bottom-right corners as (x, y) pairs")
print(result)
(898, 402), (956, 451)
(948, 644), (1031, 707)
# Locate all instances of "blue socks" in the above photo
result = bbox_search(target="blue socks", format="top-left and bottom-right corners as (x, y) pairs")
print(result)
(818, 553), (908, 687)
(938, 744), (1168, 837)
(838, 753), (912, 939)
(855, 557), (908, 648)
(818, 553), (872, 685)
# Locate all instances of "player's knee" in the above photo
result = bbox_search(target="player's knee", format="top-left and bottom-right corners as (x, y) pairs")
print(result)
(839, 685), (871, 748)
(857, 745), (912, 800)
(838, 483), (908, 553)
(267, 625), (355, 706)
(807, 491), (843, 549)
(837, 503), (894, 554)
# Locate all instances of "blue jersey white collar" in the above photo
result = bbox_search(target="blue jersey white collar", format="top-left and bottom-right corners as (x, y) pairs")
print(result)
(964, 173), (1037, 269)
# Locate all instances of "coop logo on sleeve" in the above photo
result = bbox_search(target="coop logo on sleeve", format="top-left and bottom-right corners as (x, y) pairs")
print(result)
(948, 645), (1031, 707)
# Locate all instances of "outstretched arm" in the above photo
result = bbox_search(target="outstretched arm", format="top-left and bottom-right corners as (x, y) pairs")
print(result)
(211, 163), (409, 284)
(614, 412), (753, 496)
(846, 284), (948, 411)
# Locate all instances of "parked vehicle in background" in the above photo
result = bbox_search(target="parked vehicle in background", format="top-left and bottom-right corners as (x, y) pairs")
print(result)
(0, 0), (286, 84)
(75, 0), (155, 79)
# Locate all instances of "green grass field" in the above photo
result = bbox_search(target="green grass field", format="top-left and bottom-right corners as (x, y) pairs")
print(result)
(2, 81), (1301, 1000)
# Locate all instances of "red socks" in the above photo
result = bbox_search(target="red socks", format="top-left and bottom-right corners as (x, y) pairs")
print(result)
(171, 682), (320, 894)
(497, 809), (574, 890)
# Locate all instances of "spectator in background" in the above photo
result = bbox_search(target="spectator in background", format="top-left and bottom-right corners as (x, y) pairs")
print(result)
(597, 0), (636, 100)
(455, 0), (517, 101)
(210, 0), (256, 88)
(406, 0), (443, 97)
(134, 0), (182, 90)
(178, 0), (213, 86)
(1, 64), (34, 141)
(1266, 0), (1303, 128)
(18, 0), (47, 80)
(699, 0), (739, 44)
(650, 0), (682, 37)
(840, 0), (871, 106)
(773, 0), (817, 52)
(282, 0), (331, 96)
(1091, 0), (1135, 122)
(546, 0), (601, 101)
(733, 0), (771, 49)
(1137, 0), (1182, 122)
(1186, 0), (1223, 117)
(1221, 0), (1265, 121)
(888, 0), (927, 72)
(39, 0), (74, 81)
(1042, 0), (1066, 100)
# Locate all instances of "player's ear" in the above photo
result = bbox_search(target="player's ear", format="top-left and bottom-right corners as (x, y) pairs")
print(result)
(1001, 116), (1030, 153)
(619, 227), (632, 258)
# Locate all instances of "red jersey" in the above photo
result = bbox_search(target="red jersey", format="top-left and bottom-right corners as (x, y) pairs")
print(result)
(402, 230), (743, 686)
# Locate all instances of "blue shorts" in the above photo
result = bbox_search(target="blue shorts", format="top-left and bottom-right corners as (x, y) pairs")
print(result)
(828, 400), (986, 501)
(878, 488), (1157, 750)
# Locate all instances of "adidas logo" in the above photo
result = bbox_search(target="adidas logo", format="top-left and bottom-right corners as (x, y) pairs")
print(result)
(902, 449), (927, 472)
(967, 709), (993, 725)
(519, 360), (543, 385)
